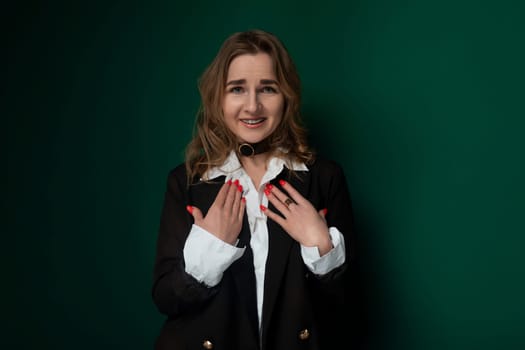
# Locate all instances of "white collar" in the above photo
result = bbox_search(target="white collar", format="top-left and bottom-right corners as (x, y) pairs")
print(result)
(202, 150), (308, 182)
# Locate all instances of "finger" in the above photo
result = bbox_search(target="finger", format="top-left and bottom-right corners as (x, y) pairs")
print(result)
(231, 182), (243, 214)
(214, 180), (232, 208)
(265, 187), (291, 215)
(223, 179), (240, 212)
(266, 184), (290, 207)
(237, 197), (246, 222)
(278, 179), (306, 206)
(187, 205), (204, 222)
(260, 204), (287, 228)
(319, 208), (328, 222)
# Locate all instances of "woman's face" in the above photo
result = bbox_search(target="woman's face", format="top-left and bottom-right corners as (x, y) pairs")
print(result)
(222, 53), (284, 145)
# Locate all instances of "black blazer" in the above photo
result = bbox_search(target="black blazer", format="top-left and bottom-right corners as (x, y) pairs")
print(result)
(152, 157), (356, 350)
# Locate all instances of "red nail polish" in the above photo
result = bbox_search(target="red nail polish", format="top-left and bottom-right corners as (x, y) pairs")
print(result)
(237, 185), (243, 192)
(227, 179), (232, 185)
(186, 205), (193, 214)
(260, 204), (267, 211)
(322, 208), (328, 215)
(233, 179), (239, 186)
(265, 183), (273, 190)
(264, 188), (271, 196)
(279, 179), (286, 186)
(242, 197), (246, 203)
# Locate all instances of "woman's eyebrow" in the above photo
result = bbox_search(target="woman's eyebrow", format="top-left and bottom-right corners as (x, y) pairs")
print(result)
(226, 79), (245, 86)
(260, 79), (278, 85)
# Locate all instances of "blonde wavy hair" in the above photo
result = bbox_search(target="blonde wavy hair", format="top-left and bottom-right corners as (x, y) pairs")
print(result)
(185, 29), (314, 182)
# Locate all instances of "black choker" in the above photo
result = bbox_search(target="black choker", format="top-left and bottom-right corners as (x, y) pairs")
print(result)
(238, 140), (270, 157)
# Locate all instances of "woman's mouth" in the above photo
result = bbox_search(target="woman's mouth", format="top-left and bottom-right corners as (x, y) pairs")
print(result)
(240, 118), (266, 128)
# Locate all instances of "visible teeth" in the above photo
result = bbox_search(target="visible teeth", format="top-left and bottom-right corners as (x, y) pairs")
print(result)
(242, 119), (264, 125)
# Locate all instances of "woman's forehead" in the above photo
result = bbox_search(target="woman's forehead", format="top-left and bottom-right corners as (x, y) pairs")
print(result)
(226, 53), (276, 81)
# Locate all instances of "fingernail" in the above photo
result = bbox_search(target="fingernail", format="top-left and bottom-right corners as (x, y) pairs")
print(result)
(242, 197), (246, 203)
(227, 179), (232, 185)
(260, 204), (267, 211)
(279, 179), (286, 186)
(264, 188), (271, 196)
(322, 208), (328, 215)
(186, 205), (193, 214)
(233, 179), (239, 186)
(237, 185), (243, 192)
(265, 183), (273, 190)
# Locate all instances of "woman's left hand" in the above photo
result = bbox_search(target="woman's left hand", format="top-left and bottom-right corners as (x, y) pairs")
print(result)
(261, 180), (333, 256)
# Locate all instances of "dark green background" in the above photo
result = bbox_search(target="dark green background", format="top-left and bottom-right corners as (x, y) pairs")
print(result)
(5, 0), (525, 349)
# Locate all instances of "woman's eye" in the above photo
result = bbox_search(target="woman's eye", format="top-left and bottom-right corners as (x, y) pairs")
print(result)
(261, 86), (277, 93)
(229, 86), (244, 94)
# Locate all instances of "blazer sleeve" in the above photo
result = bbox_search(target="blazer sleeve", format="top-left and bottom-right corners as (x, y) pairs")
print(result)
(152, 165), (219, 317)
(324, 160), (355, 264)
(307, 159), (358, 348)
(308, 159), (355, 285)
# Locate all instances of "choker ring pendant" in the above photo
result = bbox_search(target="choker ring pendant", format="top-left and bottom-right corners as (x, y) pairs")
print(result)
(239, 143), (255, 157)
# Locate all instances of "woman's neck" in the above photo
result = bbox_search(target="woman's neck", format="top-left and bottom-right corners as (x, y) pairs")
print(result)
(239, 152), (271, 189)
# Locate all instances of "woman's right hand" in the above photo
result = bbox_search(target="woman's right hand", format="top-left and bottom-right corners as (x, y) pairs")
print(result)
(186, 179), (246, 245)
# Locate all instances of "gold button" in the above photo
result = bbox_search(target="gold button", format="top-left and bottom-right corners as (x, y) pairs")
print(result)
(298, 328), (310, 340)
(202, 340), (213, 349)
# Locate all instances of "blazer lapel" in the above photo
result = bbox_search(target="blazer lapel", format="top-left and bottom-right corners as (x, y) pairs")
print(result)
(261, 168), (311, 333)
(188, 178), (224, 215)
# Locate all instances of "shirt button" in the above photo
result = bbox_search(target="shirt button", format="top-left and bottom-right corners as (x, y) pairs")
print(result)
(298, 328), (310, 340)
(202, 339), (213, 349)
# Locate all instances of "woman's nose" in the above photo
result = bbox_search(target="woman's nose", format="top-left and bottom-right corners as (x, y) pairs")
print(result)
(245, 92), (261, 113)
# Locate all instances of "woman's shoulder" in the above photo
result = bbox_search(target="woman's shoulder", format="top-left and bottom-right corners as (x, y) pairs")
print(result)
(166, 162), (207, 187)
(307, 155), (346, 176)
(306, 156), (351, 194)
(168, 163), (187, 177)
(164, 163), (189, 188)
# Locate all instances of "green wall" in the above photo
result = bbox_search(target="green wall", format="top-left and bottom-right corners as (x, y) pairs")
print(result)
(5, 0), (525, 349)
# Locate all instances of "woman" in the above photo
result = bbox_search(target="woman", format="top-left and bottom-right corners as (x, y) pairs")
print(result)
(152, 29), (356, 350)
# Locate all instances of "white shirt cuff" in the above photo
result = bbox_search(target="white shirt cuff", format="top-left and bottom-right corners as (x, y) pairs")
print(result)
(301, 227), (346, 275)
(183, 224), (245, 286)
